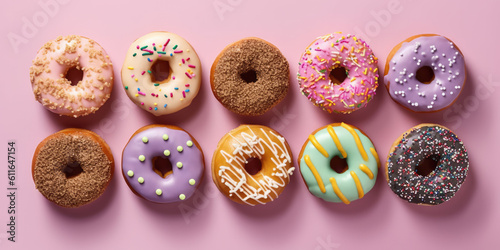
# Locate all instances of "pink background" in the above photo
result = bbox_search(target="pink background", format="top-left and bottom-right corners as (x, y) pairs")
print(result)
(1, 0), (498, 249)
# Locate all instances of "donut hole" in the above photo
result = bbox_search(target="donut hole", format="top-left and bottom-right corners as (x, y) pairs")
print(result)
(244, 157), (262, 175)
(152, 156), (173, 179)
(240, 70), (258, 83)
(416, 66), (435, 84)
(65, 67), (83, 86)
(150, 60), (172, 84)
(330, 156), (348, 174)
(416, 154), (440, 176)
(62, 160), (83, 179)
(329, 67), (348, 85)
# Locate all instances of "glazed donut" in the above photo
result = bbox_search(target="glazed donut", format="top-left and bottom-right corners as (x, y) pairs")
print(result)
(121, 32), (202, 116)
(297, 33), (379, 114)
(122, 125), (204, 203)
(210, 38), (289, 116)
(298, 123), (379, 204)
(386, 124), (469, 205)
(384, 34), (466, 112)
(32, 129), (114, 208)
(30, 35), (114, 118)
(211, 125), (294, 205)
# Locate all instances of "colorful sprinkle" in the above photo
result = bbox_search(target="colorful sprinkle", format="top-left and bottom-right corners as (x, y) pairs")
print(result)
(138, 177), (144, 184)
(156, 189), (162, 196)
(142, 137), (149, 143)
(163, 134), (169, 140)
(177, 146), (183, 152)
(176, 162), (183, 168)
(164, 150), (171, 157)
(189, 179), (196, 185)
(179, 194), (186, 200)
(186, 140), (193, 147)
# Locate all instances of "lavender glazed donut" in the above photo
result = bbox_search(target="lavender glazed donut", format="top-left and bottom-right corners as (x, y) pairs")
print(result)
(384, 34), (466, 112)
(122, 125), (204, 203)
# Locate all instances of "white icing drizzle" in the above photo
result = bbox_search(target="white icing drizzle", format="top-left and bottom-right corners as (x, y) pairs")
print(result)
(217, 126), (294, 205)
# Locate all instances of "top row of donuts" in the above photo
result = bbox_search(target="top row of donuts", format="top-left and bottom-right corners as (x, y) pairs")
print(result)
(29, 32), (466, 118)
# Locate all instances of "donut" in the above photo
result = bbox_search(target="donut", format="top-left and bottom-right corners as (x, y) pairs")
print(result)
(210, 38), (290, 116)
(386, 124), (469, 205)
(384, 34), (466, 112)
(29, 35), (114, 118)
(122, 125), (204, 203)
(211, 125), (294, 205)
(121, 32), (202, 116)
(297, 33), (379, 114)
(32, 129), (114, 208)
(298, 123), (379, 204)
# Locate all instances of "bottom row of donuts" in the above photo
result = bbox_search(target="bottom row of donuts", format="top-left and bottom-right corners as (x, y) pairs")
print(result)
(32, 123), (469, 208)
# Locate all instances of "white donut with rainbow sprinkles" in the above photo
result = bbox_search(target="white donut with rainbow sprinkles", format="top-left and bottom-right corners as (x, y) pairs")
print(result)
(121, 32), (202, 116)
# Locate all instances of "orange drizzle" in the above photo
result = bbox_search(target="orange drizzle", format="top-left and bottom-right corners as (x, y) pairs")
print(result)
(329, 177), (350, 204)
(304, 155), (326, 193)
(350, 171), (364, 199)
(340, 123), (368, 161)
(327, 125), (347, 158)
(370, 147), (381, 167)
(308, 134), (329, 158)
(359, 164), (374, 179)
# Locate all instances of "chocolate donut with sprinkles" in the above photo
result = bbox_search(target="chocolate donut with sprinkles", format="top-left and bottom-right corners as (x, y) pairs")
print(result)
(122, 125), (204, 203)
(386, 124), (469, 205)
(121, 32), (201, 116)
(384, 34), (466, 112)
(297, 33), (379, 114)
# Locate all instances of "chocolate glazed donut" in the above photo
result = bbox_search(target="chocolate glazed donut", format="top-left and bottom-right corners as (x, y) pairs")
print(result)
(210, 37), (290, 116)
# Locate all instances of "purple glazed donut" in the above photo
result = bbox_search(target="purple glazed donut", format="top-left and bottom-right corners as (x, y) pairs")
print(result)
(384, 34), (466, 112)
(122, 125), (204, 203)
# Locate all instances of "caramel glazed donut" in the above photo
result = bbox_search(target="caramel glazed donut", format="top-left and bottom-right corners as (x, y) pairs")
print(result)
(211, 37), (290, 116)
(32, 129), (114, 208)
(30, 35), (114, 117)
(386, 124), (469, 205)
(212, 125), (294, 205)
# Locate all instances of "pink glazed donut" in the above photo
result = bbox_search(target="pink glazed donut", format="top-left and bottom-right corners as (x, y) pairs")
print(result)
(297, 33), (379, 114)
(30, 35), (114, 118)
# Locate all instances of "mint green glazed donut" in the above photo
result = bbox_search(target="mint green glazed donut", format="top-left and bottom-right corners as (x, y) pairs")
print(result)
(298, 123), (380, 204)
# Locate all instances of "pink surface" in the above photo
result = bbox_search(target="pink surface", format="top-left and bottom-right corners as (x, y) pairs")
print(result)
(0, 0), (498, 249)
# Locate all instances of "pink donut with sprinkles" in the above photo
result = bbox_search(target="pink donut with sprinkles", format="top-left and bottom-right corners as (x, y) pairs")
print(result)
(121, 32), (202, 116)
(297, 33), (379, 114)
(30, 35), (114, 118)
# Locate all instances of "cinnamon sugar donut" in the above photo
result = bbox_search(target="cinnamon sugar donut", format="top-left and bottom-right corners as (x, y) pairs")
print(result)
(32, 129), (114, 208)
(210, 38), (290, 116)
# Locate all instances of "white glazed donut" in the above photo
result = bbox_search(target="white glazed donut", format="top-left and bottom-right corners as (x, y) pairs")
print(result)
(30, 35), (114, 118)
(121, 32), (202, 116)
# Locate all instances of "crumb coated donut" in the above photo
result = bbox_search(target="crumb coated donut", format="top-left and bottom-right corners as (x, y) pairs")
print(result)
(121, 32), (202, 116)
(122, 125), (204, 203)
(32, 129), (114, 208)
(210, 38), (290, 116)
(298, 123), (379, 204)
(386, 124), (469, 205)
(384, 34), (466, 112)
(297, 33), (379, 114)
(30, 35), (114, 118)
(211, 125), (294, 206)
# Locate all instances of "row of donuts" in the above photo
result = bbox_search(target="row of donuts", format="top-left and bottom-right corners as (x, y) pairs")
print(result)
(32, 123), (469, 208)
(29, 32), (466, 118)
